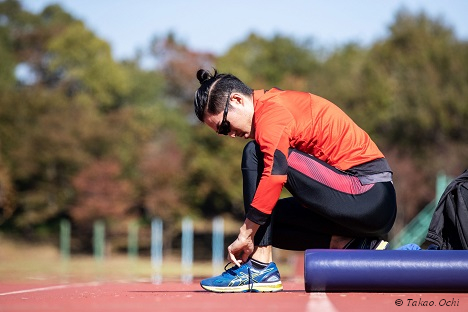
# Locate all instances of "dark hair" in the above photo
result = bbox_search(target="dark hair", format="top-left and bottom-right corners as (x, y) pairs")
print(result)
(193, 68), (253, 122)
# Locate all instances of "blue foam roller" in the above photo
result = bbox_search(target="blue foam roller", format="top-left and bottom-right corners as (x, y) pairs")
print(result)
(304, 249), (468, 292)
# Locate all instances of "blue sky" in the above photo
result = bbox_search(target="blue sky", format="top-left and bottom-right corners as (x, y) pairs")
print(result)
(23, 0), (468, 62)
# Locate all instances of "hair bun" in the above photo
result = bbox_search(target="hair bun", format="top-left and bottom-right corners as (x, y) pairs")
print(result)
(196, 68), (217, 84)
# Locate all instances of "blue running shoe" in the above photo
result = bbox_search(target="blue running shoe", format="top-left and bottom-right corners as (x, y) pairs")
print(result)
(200, 260), (283, 293)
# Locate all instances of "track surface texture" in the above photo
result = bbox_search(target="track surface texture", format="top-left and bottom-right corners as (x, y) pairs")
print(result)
(1, 279), (467, 312)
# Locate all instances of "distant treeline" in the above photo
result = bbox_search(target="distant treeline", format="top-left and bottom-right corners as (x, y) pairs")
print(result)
(0, 0), (467, 251)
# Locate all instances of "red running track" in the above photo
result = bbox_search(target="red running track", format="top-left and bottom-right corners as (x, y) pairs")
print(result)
(1, 279), (467, 312)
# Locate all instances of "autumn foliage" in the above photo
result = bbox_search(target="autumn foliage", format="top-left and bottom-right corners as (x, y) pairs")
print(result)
(1, 1), (468, 251)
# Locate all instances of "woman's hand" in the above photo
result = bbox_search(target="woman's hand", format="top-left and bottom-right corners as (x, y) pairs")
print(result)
(227, 218), (259, 266)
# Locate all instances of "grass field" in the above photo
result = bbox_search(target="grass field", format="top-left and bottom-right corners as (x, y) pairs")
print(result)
(0, 235), (298, 284)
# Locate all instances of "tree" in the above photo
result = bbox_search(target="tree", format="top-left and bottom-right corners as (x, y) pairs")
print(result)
(351, 10), (468, 227)
(1, 1), (131, 109)
(151, 32), (215, 106)
(0, 2), (166, 235)
(184, 125), (245, 218)
(0, 18), (16, 89)
(361, 10), (468, 148)
(70, 159), (135, 223)
(0, 157), (15, 225)
(1, 2), (76, 86)
(47, 20), (131, 109)
(217, 33), (319, 90)
(0, 89), (109, 230)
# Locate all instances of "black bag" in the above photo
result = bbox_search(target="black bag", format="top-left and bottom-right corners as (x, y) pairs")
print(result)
(426, 170), (468, 250)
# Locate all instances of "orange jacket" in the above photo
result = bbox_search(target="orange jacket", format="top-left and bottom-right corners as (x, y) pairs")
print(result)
(250, 88), (385, 216)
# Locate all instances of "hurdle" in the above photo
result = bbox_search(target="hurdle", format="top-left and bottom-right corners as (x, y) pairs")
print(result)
(304, 249), (468, 292)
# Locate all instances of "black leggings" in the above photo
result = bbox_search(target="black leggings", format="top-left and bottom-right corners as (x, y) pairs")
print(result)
(242, 141), (397, 250)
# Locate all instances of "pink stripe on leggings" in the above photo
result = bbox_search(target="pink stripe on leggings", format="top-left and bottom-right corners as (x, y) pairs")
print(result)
(288, 152), (374, 195)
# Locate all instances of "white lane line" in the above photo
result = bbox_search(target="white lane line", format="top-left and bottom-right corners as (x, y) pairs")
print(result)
(0, 282), (101, 296)
(307, 292), (339, 312)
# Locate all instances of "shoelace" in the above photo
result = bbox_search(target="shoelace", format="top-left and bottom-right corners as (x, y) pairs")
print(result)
(223, 262), (237, 275)
(223, 262), (254, 292)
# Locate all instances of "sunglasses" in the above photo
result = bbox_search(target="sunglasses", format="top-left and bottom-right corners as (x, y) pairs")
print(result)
(217, 90), (232, 135)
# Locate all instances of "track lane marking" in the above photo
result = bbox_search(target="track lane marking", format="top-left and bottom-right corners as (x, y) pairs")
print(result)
(307, 292), (339, 312)
(0, 282), (101, 296)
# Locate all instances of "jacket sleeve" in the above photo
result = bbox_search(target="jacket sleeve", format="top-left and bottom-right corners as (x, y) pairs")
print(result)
(246, 104), (293, 225)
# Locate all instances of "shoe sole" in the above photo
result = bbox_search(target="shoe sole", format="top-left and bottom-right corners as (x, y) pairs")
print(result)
(201, 281), (283, 293)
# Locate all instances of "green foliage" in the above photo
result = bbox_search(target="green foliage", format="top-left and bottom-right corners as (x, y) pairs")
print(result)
(217, 33), (319, 90)
(120, 60), (166, 105)
(150, 32), (216, 106)
(184, 125), (245, 218)
(47, 21), (131, 108)
(307, 43), (370, 123)
(0, 28), (15, 89)
(1, 2), (468, 246)
(0, 89), (106, 229)
(357, 10), (468, 148)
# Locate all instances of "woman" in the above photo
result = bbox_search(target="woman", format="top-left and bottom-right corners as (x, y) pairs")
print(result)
(193, 68), (397, 293)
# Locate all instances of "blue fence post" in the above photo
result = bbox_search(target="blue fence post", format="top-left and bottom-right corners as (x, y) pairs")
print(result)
(60, 219), (71, 261)
(151, 218), (163, 284)
(93, 220), (105, 261)
(181, 217), (193, 283)
(128, 221), (139, 260)
(212, 216), (224, 275)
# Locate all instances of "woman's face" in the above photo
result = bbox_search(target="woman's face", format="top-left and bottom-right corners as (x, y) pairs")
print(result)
(204, 92), (254, 139)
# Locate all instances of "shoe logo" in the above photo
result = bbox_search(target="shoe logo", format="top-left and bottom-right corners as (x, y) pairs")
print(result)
(228, 267), (275, 287)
